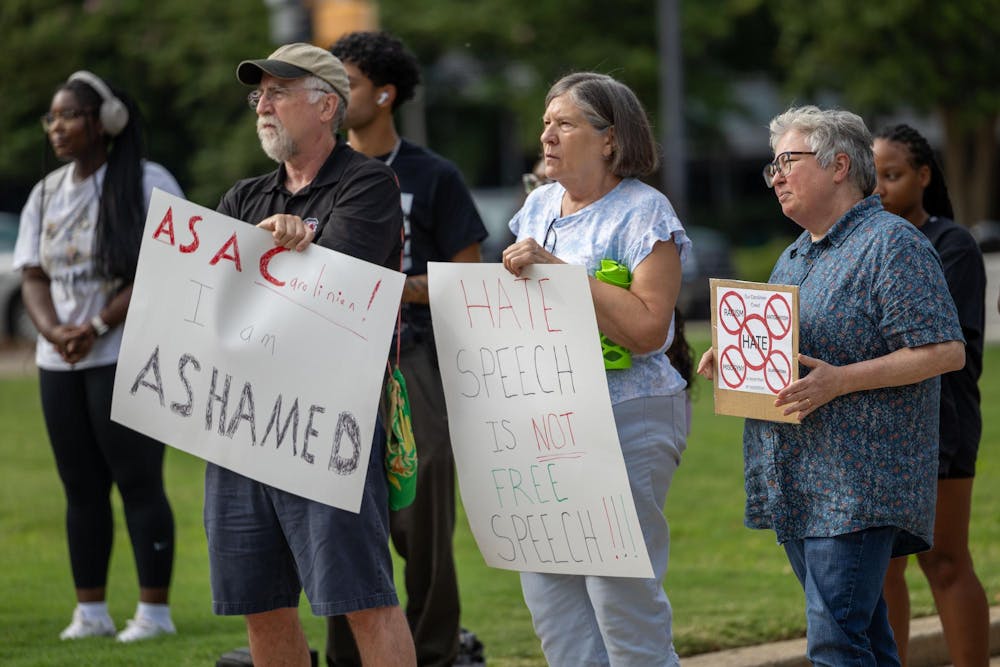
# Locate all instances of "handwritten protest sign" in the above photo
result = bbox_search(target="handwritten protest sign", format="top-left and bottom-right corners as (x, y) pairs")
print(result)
(709, 278), (799, 423)
(111, 189), (404, 512)
(428, 262), (653, 578)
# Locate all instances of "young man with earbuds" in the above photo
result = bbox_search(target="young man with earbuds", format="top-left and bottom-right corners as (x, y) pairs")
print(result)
(327, 31), (487, 667)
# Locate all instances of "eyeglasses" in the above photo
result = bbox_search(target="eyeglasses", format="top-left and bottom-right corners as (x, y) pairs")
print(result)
(762, 151), (817, 188)
(247, 85), (330, 109)
(40, 109), (95, 131)
(542, 218), (557, 253)
(522, 173), (541, 194)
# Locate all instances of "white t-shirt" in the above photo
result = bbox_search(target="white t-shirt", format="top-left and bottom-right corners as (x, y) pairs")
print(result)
(509, 178), (691, 404)
(14, 160), (183, 370)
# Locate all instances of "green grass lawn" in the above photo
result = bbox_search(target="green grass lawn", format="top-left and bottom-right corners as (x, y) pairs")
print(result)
(1, 336), (998, 666)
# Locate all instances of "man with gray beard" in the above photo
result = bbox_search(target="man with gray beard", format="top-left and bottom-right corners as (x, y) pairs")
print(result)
(207, 43), (415, 667)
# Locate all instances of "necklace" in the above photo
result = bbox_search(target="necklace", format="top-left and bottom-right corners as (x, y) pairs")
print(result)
(50, 164), (102, 233)
(380, 139), (402, 167)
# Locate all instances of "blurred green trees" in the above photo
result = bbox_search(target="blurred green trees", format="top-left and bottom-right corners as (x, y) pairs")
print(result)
(773, 0), (1000, 225)
(1, 0), (997, 227)
(0, 0), (777, 210)
(377, 0), (779, 185)
(0, 0), (273, 208)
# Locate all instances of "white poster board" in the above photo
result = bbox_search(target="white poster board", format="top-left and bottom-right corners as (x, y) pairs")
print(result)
(428, 262), (653, 578)
(111, 189), (404, 512)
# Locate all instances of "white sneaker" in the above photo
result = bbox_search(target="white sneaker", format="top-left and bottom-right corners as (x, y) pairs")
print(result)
(115, 615), (177, 642)
(59, 607), (116, 640)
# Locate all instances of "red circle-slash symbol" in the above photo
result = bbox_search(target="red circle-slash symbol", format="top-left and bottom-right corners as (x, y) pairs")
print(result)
(740, 314), (772, 371)
(764, 294), (792, 340)
(763, 349), (792, 393)
(719, 291), (747, 335)
(719, 345), (747, 389)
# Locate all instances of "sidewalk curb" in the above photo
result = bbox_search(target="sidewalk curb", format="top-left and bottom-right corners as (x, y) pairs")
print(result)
(684, 605), (1000, 666)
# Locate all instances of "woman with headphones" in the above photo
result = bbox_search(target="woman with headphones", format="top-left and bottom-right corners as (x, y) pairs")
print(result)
(14, 72), (183, 642)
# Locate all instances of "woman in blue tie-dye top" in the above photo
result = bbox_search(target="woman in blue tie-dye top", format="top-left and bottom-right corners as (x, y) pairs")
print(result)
(503, 72), (691, 667)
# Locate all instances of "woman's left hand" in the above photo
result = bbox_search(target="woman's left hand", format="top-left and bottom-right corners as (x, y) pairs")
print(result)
(502, 238), (562, 277)
(774, 354), (843, 420)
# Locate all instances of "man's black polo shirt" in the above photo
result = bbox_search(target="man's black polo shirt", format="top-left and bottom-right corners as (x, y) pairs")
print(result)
(217, 136), (403, 270)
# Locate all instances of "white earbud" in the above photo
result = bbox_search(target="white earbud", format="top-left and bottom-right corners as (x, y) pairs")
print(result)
(377, 91), (389, 106)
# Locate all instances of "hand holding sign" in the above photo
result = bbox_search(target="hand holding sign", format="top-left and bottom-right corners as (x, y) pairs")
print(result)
(774, 353), (839, 420)
(256, 214), (316, 251)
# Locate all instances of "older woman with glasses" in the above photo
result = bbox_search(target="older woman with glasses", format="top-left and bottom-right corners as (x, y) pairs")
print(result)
(15, 72), (183, 642)
(502, 72), (691, 666)
(698, 106), (965, 665)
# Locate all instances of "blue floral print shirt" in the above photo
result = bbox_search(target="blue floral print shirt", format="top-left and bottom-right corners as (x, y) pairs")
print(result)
(509, 178), (691, 404)
(743, 196), (963, 556)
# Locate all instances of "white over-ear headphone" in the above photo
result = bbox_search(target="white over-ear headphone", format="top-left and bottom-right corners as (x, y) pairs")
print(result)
(377, 91), (389, 106)
(67, 70), (129, 137)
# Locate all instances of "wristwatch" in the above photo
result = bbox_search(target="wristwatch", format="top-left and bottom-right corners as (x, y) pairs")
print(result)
(90, 315), (110, 337)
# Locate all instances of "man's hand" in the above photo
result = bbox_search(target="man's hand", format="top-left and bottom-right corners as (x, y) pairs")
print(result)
(257, 214), (315, 251)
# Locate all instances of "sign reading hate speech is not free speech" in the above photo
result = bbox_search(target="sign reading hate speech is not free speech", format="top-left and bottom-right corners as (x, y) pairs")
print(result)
(429, 262), (653, 578)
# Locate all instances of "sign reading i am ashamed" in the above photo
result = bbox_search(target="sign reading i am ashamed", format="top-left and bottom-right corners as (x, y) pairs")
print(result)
(111, 189), (405, 512)
(428, 262), (653, 578)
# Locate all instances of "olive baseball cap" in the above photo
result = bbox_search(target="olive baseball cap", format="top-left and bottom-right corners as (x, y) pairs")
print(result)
(237, 42), (350, 104)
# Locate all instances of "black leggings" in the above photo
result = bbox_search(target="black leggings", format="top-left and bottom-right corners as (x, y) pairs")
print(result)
(40, 364), (174, 590)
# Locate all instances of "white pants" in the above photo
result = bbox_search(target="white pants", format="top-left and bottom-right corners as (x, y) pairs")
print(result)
(520, 393), (687, 667)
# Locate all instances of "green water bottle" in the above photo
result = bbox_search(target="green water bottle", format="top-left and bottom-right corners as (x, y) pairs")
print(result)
(594, 259), (632, 370)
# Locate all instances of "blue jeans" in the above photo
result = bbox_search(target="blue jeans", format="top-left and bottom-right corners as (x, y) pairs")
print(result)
(783, 528), (901, 666)
(520, 393), (687, 667)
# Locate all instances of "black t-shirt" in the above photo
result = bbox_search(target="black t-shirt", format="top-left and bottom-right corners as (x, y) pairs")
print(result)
(378, 140), (487, 329)
(921, 215), (985, 452)
(217, 137), (402, 271)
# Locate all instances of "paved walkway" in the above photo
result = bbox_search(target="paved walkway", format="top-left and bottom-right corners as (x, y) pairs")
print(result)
(685, 605), (1000, 666)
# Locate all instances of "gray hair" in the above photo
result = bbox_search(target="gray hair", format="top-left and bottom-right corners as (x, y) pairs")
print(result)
(768, 105), (875, 196)
(546, 72), (659, 178)
(302, 75), (346, 135)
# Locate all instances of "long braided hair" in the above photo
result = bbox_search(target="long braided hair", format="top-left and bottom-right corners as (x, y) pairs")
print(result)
(666, 307), (694, 391)
(43, 77), (146, 282)
(874, 124), (955, 221)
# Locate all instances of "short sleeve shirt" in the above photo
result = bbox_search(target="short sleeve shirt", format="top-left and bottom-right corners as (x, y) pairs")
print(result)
(217, 137), (402, 271)
(920, 216), (985, 473)
(742, 196), (963, 555)
(15, 161), (184, 370)
(509, 178), (691, 404)
(384, 140), (487, 331)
